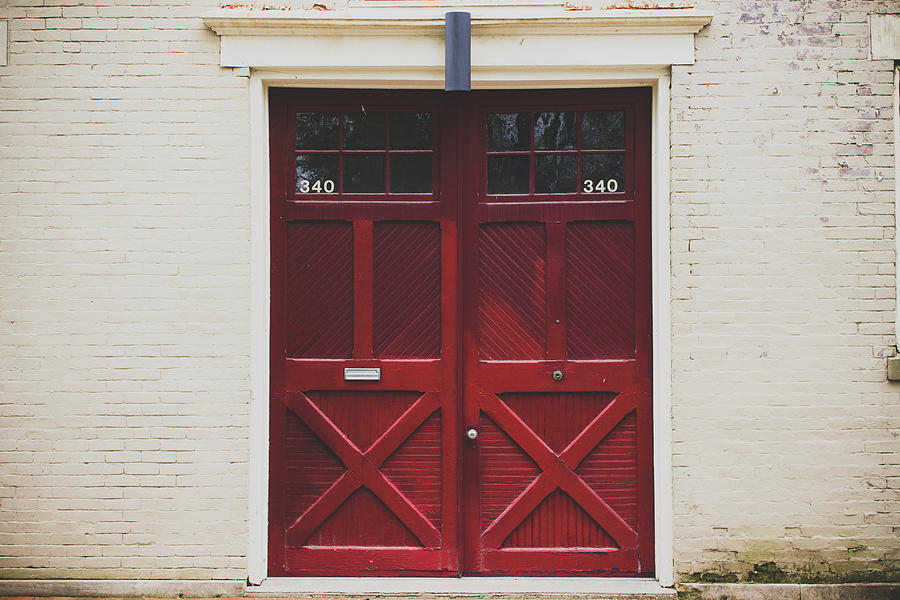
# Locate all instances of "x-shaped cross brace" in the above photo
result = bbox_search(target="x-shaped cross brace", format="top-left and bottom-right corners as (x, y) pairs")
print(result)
(480, 391), (639, 550)
(285, 391), (442, 547)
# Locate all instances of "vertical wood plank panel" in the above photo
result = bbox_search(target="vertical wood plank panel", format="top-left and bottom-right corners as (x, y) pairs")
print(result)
(354, 219), (374, 359)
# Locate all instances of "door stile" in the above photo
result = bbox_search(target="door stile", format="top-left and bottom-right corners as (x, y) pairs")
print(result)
(439, 94), (462, 571)
(267, 89), (290, 575)
(632, 96), (655, 576)
(459, 93), (483, 575)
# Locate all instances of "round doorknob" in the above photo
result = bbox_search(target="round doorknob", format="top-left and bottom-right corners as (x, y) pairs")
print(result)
(466, 428), (478, 440)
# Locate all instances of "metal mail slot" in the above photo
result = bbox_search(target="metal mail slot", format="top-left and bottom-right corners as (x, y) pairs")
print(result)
(344, 367), (381, 381)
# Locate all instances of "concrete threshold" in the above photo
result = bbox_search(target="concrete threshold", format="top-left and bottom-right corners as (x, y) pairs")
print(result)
(247, 576), (675, 598)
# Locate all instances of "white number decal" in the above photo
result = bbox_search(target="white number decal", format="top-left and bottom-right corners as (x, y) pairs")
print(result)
(299, 179), (336, 194)
(582, 179), (620, 193)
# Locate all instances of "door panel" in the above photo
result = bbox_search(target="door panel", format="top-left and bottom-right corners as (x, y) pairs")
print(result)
(269, 90), (459, 576)
(270, 88), (652, 577)
(461, 89), (653, 576)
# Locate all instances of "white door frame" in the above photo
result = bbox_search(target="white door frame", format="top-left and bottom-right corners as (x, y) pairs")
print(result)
(219, 6), (712, 590)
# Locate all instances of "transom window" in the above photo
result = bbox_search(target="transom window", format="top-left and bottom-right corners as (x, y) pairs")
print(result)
(485, 111), (626, 196)
(294, 111), (434, 196)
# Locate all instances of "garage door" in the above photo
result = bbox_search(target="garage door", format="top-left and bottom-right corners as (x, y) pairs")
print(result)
(268, 88), (653, 577)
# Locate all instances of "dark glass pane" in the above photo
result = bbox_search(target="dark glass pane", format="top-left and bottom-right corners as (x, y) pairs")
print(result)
(535, 154), (577, 194)
(582, 111), (625, 150)
(390, 112), (432, 150)
(343, 155), (386, 193)
(343, 111), (386, 150)
(487, 113), (530, 151)
(487, 155), (530, 194)
(296, 154), (339, 194)
(534, 112), (577, 150)
(296, 112), (339, 150)
(581, 154), (625, 193)
(390, 154), (432, 193)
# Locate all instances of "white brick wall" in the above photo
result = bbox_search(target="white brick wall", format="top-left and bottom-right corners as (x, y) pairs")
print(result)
(671, 0), (898, 583)
(0, 0), (250, 580)
(0, 0), (897, 584)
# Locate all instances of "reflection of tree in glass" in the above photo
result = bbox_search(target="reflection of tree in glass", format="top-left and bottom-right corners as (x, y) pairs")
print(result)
(487, 113), (530, 151)
(344, 155), (385, 193)
(535, 155), (577, 193)
(582, 154), (625, 190)
(488, 155), (529, 194)
(534, 112), (577, 150)
(582, 111), (625, 150)
(343, 112), (386, 149)
(390, 112), (432, 150)
(296, 155), (339, 192)
(295, 112), (339, 150)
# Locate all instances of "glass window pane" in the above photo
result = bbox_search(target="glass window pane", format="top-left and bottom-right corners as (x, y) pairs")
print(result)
(534, 112), (577, 150)
(296, 154), (339, 194)
(296, 112), (339, 150)
(535, 154), (577, 194)
(343, 112), (387, 150)
(343, 155), (386, 193)
(582, 111), (625, 150)
(487, 155), (530, 194)
(581, 154), (625, 193)
(487, 113), (530, 151)
(390, 112), (432, 150)
(390, 154), (432, 193)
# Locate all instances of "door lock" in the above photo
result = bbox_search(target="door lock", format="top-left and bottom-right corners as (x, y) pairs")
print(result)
(552, 369), (564, 381)
(466, 428), (478, 440)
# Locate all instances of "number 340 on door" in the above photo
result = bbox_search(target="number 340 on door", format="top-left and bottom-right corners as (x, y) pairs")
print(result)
(582, 179), (619, 193)
(299, 179), (336, 193)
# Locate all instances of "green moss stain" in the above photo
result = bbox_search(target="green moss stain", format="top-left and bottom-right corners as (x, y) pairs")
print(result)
(679, 557), (900, 584)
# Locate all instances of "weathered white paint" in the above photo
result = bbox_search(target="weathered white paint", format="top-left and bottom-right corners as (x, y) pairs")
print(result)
(895, 65), (899, 350)
(0, 20), (7, 67)
(651, 72), (674, 588)
(206, 8), (712, 71)
(871, 13), (900, 60)
(247, 74), (270, 587)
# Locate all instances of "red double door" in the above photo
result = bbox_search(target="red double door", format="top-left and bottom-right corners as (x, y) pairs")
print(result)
(268, 89), (654, 577)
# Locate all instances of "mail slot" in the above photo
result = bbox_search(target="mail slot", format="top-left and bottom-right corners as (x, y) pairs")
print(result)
(344, 367), (381, 381)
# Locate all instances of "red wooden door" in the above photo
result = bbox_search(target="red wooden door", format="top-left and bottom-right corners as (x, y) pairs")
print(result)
(268, 90), (460, 575)
(460, 89), (654, 575)
(269, 88), (653, 577)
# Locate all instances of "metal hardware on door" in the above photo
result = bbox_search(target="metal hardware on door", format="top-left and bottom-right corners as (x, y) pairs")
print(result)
(466, 428), (478, 440)
(552, 369), (564, 381)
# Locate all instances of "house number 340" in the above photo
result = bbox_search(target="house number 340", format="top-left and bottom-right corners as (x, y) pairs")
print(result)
(299, 179), (336, 193)
(582, 179), (619, 193)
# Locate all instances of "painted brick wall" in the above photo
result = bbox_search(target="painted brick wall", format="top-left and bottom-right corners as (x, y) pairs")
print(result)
(0, 0), (250, 580)
(671, 0), (899, 583)
(0, 0), (897, 584)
